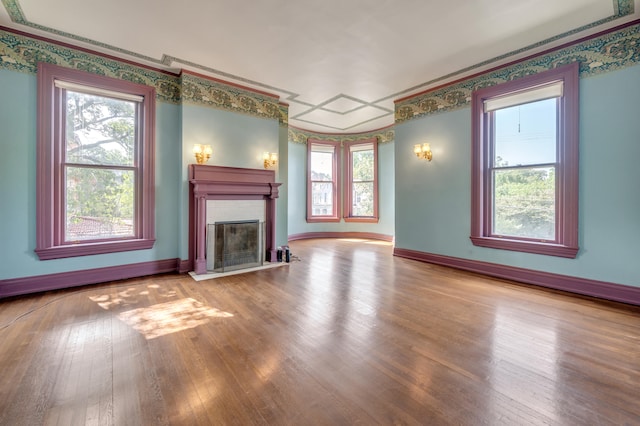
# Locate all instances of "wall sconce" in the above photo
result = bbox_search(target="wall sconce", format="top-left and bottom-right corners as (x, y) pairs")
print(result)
(193, 144), (213, 164)
(263, 152), (278, 169)
(414, 143), (433, 162)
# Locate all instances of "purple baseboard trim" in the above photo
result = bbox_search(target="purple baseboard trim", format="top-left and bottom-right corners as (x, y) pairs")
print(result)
(288, 232), (394, 243)
(177, 259), (192, 274)
(0, 258), (180, 299)
(393, 248), (640, 306)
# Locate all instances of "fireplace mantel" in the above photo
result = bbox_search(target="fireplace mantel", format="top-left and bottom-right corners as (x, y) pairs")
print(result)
(189, 164), (281, 274)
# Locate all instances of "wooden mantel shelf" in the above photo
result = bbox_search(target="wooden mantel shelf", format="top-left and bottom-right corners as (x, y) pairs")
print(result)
(188, 164), (281, 275)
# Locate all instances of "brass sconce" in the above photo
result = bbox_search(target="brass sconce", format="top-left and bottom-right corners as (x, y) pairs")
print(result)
(263, 152), (278, 169)
(414, 143), (432, 162)
(193, 144), (213, 164)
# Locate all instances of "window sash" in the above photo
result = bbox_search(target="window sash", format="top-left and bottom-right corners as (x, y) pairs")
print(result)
(344, 139), (378, 222)
(36, 62), (156, 260)
(307, 139), (340, 222)
(490, 165), (557, 241)
(470, 62), (579, 258)
(486, 95), (560, 242)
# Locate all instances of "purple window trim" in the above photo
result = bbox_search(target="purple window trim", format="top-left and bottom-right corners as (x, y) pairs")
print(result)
(306, 139), (341, 223)
(470, 62), (579, 258)
(344, 138), (379, 223)
(35, 62), (156, 260)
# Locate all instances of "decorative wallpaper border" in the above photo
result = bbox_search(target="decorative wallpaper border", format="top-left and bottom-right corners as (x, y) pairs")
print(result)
(1, 0), (162, 65)
(279, 104), (289, 127)
(288, 126), (394, 145)
(0, 28), (285, 123)
(0, 28), (182, 103)
(395, 21), (640, 123)
(180, 72), (282, 122)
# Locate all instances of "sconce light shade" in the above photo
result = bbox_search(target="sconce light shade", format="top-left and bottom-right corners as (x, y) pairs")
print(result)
(414, 143), (433, 162)
(193, 144), (213, 164)
(263, 152), (278, 169)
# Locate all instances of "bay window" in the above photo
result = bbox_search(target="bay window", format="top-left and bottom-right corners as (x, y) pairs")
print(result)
(306, 137), (379, 223)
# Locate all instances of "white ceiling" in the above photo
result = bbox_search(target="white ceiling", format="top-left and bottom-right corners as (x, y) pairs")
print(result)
(1, 0), (638, 133)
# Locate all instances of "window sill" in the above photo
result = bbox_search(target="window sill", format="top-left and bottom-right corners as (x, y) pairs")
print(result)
(306, 216), (341, 223)
(344, 217), (379, 223)
(35, 238), (156, 260)
(470, 236), (578, 258)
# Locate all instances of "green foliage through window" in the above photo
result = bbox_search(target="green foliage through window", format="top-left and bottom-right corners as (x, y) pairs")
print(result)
(64, 91), (137, 241)
(493, 167), (555, 240)
(351, 149), (374, 217)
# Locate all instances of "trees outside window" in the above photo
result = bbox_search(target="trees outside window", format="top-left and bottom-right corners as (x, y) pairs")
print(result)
(345, 139), (378, 222)
(470, 62), (579, 258)
(65, 90), (136, 241)
(307, 140), (340, 222)
(36, 62), (155, 260)
(306, 138), (379, 223)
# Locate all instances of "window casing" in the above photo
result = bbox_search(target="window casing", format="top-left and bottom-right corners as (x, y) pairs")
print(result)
(307, 140), (340, 222)
(470, 62), (579, 258)
(344, 138), (378, 222)
(36, 62), (155, 260)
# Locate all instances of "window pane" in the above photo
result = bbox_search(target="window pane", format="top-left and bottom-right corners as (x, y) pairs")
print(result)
(311, 182), (333, 215)
(352, 182), (374, 216)
(493, 167), (555, 240)
(66, 167), (135, 241)
(494, 98), (556, 167)
(352, 149), (374, 181)
(310, 151), (333, 181)
(66, 91), (136, 166)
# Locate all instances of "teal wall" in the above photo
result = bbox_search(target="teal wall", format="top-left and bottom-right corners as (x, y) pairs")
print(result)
(2, 24), (637, 291)
(0, 68), (182, 280)
(394, 64), (640, 287)
(277, 125), (289, 247)
(287, 140), (395, 237)
(178, 104), (284, 259)
(0, 64), (287, 281)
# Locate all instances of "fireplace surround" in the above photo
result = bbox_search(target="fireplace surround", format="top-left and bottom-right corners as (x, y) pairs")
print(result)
(189, 164), (281, 275)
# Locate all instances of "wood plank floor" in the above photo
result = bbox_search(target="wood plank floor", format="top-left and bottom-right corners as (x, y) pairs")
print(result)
(1, 238), (639, 426)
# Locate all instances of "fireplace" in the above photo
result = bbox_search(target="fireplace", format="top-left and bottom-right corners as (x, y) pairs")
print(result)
(189, 165), (281, 275)
(209, 220), (263, 272)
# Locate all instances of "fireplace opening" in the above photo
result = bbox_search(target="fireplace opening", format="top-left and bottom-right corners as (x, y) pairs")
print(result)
(207, 220), (264, 272)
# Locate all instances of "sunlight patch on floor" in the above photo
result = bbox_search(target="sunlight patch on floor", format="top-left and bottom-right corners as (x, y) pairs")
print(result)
(337, 238), (392, 246)
(116, 298), (233, 340)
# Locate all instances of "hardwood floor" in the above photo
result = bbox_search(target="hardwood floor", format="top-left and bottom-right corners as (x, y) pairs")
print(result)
(1, 238), (639, 425)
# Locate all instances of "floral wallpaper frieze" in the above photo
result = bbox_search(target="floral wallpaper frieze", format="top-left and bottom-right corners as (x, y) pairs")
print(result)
(395, 22), (640, 123)
(0, 29), (182, 103)
(0, 28), (285, 123)
(288, 127), (394, 145)
(179, 73), (282, 122)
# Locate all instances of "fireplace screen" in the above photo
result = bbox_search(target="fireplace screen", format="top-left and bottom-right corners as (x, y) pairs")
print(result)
(207, 220), (264, 272)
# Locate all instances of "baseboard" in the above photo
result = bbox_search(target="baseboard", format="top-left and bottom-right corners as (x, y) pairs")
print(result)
(288, 232), (394, 242)
(177, 259), (192, 274)
(393, 247), (640, 306)
(0, 258), (181, 298)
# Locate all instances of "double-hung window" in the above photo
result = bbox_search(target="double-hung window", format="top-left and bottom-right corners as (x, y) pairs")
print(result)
(470, 63), (579, 258)
(306, 138), (379, 223)
(307, 140), (340, 222)
(36, 62), (155, 260)
(344, 139), (378, 222)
